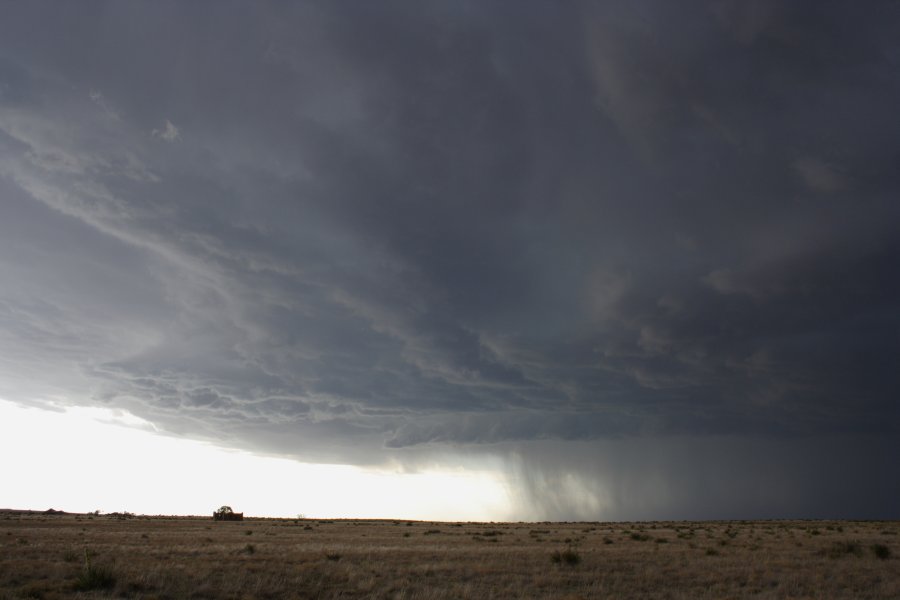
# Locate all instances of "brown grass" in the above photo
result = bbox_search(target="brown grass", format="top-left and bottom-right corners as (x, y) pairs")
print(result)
(0, 513), (897, 599)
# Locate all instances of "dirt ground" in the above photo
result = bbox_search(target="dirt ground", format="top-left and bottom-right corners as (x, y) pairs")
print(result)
(1, 512), (897, 599)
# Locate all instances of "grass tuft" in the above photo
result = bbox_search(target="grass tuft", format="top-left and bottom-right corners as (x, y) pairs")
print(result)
(62, 549), (79, 563)
(871, 544), (891, 560)
(73, 549), (116, 591)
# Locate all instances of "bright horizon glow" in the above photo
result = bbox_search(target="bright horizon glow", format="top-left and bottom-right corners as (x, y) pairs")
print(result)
(0, 399), (512, 521)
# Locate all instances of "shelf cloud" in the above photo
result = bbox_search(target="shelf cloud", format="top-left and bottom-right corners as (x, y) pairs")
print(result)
(1, 1), (898, 519)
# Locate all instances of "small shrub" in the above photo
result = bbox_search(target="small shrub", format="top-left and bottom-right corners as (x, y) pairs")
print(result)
(871, 544), (891, 560)
(245, 530), (253, 536)
(603, 537), (613, 545)
(551, 548), (581, 566)
(243, 543), (255, 554)
(705, 548), (719, 556)
(325, 552), (342, 561)
(630, 533), (650, 542)
(424, 529), (441, 535)
(655, 538), (668, 544)
(823, 541), (862, 558)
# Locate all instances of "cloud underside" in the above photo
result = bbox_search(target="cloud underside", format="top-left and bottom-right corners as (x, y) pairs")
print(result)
(0, 0), (898, 475)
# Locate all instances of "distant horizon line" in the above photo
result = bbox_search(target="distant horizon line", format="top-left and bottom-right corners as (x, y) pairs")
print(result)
(3, 507), (897, 524)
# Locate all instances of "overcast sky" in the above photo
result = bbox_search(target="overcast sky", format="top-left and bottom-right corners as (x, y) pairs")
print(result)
(1, 1), (898, 520)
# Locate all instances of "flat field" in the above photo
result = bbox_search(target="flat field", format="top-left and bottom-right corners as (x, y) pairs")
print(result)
(0, 512), (897, 599)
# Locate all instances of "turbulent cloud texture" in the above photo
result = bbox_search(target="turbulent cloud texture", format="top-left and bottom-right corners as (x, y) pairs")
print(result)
(1, 1), (898, 518)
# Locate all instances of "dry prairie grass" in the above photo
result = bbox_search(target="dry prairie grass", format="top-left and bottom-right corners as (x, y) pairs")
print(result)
(0, 513), (897, 599)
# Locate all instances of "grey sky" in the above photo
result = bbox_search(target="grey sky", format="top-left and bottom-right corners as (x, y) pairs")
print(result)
(1, 1), (898, 519)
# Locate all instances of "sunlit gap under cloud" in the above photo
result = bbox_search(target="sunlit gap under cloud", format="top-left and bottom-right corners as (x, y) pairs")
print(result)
(0, 400), (511, 521)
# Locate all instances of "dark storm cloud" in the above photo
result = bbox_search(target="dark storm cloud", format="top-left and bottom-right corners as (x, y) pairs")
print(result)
(1, 1), (898, 515)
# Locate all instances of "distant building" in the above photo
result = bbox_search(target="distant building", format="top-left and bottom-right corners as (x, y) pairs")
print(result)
(213, 505), (243, 521)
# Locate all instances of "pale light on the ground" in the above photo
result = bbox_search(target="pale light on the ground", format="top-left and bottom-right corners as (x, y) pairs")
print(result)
(0, 399), (511, 521)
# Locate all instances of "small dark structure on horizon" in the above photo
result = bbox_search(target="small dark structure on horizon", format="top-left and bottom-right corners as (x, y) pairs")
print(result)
(213, 505), (243, 521)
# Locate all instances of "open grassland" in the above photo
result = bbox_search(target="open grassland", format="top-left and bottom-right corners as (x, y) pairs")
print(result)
(1, 513), (897, 599)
